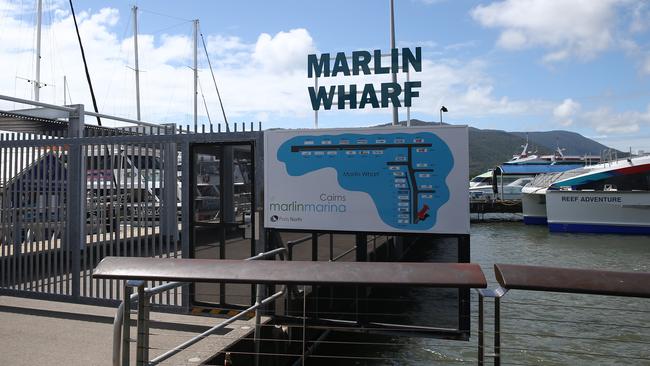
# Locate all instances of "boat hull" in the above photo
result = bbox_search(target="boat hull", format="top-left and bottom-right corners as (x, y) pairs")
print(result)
(546, 191), (650, 234)
(522, 191), (547, 225)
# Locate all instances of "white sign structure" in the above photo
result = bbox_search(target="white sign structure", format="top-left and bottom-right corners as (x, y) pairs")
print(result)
(264, 126), (469, 234)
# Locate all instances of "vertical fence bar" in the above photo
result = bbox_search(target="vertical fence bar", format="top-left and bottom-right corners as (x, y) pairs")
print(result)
(47, 130), (56, 294)
(34, 132), (42, 292)
(116, 138), (126, 302)
(16, 133), (24, 291)
(128, 138), (136, 259)
(136, 283), (149, 365)
(1, 135), (7, 289)
(180, 141), (190, 309)
(67, 104), (85, 299)
(494, 296), (501, 366)
(27, 133), (35, 291)
(87, 141), (94, 297)
(123, 283), (132, 366)
(142, 143), (149, 260)
(100, 130), (109, 299)
(311, 233), (317, 261)
(58, 129), (66, 295)
(0, 135), (5, 289)
(52, 131), (61, 294)
(135, 142), (142, 258)
(6, 135), (12, 289)
(478, 292), (484, 366)
(44, 131), (52, 293)
(254, 283), (263, 366)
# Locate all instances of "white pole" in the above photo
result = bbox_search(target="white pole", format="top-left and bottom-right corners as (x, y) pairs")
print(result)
(63, 75), (67, 105)
(193, 19), (199, 132)
(133, 6), (141, 121)
(314, 75), (318, 128)
(389, 0), (398, 126)
(34, 0), (43, 101)
(406, 70), (411, 127)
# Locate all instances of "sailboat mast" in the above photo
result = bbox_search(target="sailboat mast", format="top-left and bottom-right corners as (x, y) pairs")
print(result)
(133, 5), (141, 121)
(193, 19), (199, 132)
(389, 0), (398, 126)
(34, 0), (43, 101)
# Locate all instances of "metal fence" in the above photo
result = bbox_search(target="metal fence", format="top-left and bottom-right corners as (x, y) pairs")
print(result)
(0, 97), (263, 308)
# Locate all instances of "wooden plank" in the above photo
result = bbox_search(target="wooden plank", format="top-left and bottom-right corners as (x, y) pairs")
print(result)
(495, 263), (650, 298)
(94, 257), (487, 288)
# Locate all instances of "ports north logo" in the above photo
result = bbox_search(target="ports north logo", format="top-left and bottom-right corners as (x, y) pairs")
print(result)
(270, 215), (279, 222)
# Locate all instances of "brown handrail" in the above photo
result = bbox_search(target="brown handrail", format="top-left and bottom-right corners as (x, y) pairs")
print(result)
(494, 263), (650, 298)
(94, 257), (487, 288)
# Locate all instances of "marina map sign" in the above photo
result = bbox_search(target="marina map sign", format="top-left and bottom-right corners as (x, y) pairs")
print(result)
(264, 126), (469, 234)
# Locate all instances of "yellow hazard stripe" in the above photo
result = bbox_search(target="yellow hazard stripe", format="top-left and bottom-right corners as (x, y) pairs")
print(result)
(190, 307), (255, 318)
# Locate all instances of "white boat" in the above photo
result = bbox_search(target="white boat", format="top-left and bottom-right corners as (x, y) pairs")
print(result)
(521, 169), (592, 225)
(470, 139), (599, 200)
(470, 177), (533, 201)
(543, 155), (650, 234)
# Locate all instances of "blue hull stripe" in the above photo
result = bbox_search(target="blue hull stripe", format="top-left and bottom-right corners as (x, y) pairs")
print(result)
(523, 216), (547, 225)
(548, 223), (650, 235)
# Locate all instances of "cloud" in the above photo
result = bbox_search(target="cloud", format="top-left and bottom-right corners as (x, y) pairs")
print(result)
(553, 98), (580, 126)
(630, 2), (650, 33)
(5, 0), (639, 138)
(582, 105), (650, 133)
(407, 59), (550, 118)
(0, 1), (551, 129)
(252, 29), (316, 73)
(471, 0), (623, 62)
(0, 3), (320, 126)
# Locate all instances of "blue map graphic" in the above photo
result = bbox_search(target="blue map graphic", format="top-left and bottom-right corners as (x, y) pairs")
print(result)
(277, 132), (454, 230)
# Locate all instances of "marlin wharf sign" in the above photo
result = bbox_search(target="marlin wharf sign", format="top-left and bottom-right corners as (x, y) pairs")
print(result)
(307, 47), (422, 111)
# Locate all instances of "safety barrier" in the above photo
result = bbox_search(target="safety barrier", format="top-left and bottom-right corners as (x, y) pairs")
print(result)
(478, 264), (650, 365)
(93, 257), (487, 365)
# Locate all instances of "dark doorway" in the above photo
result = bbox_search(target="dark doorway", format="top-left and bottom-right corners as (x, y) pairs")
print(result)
(190, 143), (255, 308)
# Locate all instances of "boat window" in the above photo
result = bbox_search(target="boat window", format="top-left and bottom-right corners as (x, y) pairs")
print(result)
(574, 171), (650, 191)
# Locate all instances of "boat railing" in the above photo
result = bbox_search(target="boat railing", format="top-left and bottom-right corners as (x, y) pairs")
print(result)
(478, 264), (650, 365)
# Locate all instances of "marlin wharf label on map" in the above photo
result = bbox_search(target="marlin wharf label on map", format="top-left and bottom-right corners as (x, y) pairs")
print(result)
(264, 127), (470, 234)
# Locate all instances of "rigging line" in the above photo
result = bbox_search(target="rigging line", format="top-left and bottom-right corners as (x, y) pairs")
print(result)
(65, 77), (73, 104)
(199, 29), (229, 132)
(198, 76), (213, 128)
(138, 7), (192, 22)
(68, 0), (101, 126)
(147, 20), (193, 37)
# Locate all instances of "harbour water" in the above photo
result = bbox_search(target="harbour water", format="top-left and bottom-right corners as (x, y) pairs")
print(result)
(313, 222), (650, 365)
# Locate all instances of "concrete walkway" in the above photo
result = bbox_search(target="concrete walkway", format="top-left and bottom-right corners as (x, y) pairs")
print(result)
(0, 296), (262, 365)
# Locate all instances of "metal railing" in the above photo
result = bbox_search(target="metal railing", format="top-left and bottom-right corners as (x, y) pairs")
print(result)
(94, 257), (486, 366)
(111, 247), (288, 366)
(0, 94), (265, 309)
(477, 264), (650, 365)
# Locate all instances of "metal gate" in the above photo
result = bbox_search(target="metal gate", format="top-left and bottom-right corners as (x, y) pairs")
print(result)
(190, 142), (257, 308)
(0, 97), (264, 309)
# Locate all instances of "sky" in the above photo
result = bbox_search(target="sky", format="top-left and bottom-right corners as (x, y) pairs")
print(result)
(1, 0), (650, 152)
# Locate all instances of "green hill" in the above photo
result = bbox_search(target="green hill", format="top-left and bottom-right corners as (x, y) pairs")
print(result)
(468, 127), (553, 177)
(378, 119), (615, 177)
(511, 130), (611, 156)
